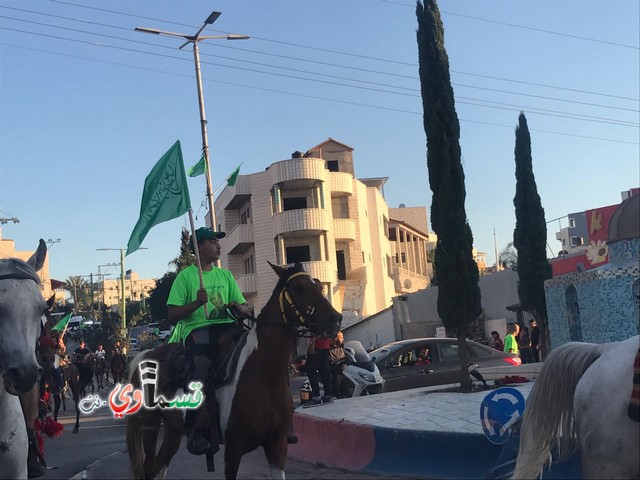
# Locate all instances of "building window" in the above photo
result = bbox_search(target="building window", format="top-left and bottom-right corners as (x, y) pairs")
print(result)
(286, 246), (310, 263)
(244, 255), (255, 274)
(570, 236), (583, 247)
(283, 197), (307, 211)
(569, 217), (576, 228)
(240, 206), (251, 224)
(389, 228), (397, 241)
(327, 160), (339, 172)
(401, 253), (406, 263)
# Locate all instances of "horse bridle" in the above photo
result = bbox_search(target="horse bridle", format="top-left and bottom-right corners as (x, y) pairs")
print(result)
(227, 271), (323, 335)
(0, 259), (41, 284)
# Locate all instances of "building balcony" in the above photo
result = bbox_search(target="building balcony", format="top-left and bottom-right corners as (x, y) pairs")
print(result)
(235, 273), (257, 295)
(333, 218), (356, 242)
(226, 224), (254, 255)
(269, 158), (327, 187)
(274, 208), (331, 235)
(285, 260), (335, 283)
(218, 175), (251, 210)
(390, 266), (429, 293)
(328, 171), (353, 196)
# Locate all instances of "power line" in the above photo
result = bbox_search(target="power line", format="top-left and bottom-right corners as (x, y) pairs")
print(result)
(0, 23), (640, 127)
(3, 41), (638, 147)
(380, 0), (639, 50)
(35, 1), (639, 102)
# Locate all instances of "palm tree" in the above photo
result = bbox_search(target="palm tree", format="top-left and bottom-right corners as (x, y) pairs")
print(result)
(65, 275), (87, 306)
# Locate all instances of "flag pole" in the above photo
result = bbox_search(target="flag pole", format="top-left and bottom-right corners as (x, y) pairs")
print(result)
(188, 208), (209, 318)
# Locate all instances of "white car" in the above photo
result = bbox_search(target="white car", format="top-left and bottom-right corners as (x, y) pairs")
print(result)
(157, 326), (174, 341)
(129, 338), (139, 350)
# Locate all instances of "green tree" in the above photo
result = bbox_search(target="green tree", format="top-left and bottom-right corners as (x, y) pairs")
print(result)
(499, 242), (518, 270)
(513, 112), (552, 356)
(65, 276), (87, 307)
(148, 228), (194, 322)
(416, 0), (481, 392)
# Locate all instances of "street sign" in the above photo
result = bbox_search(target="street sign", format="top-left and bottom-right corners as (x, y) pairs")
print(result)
(480, 387), (526, 445)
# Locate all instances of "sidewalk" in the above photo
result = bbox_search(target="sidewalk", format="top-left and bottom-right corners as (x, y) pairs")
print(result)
(78, 366), (542, 479)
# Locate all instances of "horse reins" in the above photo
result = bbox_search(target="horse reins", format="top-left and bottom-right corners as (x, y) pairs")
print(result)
(227, 271), (320, 336)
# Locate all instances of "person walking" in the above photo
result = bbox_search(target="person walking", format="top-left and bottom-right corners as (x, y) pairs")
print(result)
(504, 324), (519, 355)
(305, 332), (334, 407)
(529, 319), (541, 362)
(166, 227), (252, 458)
(518, 327), (532, 364)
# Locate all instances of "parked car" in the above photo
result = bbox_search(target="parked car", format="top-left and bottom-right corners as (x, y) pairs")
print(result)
(129, 337), (140, 350)
(157, 326), (174, 342)
(369, 338), (521, 392)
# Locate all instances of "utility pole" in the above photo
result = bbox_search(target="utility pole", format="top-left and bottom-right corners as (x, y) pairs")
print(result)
(135, 11), (249, 232)
(494, 228), (501, 272)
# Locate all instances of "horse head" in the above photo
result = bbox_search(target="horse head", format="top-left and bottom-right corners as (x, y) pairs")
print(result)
(0, 239), (47, 394)
(269, 261), (342, 339)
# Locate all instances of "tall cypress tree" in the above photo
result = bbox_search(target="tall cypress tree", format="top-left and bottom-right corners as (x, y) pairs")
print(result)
(416, 0), (481, 392)
(513, 113), (552, 356)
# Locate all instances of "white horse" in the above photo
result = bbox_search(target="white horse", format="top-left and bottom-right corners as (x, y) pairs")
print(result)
(513, 335), (640, 479)
(0, 240), (47, 480)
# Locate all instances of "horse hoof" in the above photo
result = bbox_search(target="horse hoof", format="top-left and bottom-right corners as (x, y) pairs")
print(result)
(72, 428), (79, 434)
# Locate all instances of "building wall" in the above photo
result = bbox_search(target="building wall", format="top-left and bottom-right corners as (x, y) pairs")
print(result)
(96, 272), (156, 306)
(343, 307), (395, 351)
(0, 228), (53, 300)
(389, 206), (429, 234)
(545, 238), (640, 348)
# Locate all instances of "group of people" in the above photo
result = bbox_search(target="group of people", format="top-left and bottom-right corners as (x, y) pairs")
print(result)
(489, 319), (541, 363)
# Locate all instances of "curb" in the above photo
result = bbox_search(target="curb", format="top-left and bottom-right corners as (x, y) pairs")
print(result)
(289, 412), (502, 479)
(69, 450), (122, 480)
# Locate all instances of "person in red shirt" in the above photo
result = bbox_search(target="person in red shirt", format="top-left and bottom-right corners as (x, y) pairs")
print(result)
(415, 346), (431, 365)
(490, 331), (504, 352)
(304, 333), (333, 406)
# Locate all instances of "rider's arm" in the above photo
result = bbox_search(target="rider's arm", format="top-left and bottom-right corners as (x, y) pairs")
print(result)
(167, 288), (208, 324)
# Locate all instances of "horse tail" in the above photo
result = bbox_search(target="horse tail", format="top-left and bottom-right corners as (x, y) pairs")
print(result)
(513, 341), (601, 479)
(126, 416), (145, 480)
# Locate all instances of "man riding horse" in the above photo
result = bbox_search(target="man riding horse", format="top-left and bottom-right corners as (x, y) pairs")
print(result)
(166, 227), (253, 458)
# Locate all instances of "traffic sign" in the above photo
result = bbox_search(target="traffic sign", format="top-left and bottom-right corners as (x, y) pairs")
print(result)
(480, 387), (526, 445)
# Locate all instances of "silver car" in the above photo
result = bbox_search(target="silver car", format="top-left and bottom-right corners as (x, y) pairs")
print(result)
(370, 338), (521, 392)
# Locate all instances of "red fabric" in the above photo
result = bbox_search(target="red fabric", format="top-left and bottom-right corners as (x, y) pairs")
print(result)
(314, 337), (331, 350)
(495, 375), (528, 385)
(38, 336), (57, 349)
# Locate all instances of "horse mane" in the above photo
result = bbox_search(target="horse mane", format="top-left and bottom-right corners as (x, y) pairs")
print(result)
(513, 341), (601, 479)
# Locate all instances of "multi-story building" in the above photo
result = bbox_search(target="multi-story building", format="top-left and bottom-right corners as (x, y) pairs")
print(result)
(0, 227), (60, 301)
(95, 271), (156, 307)
(214, 138), (431, 326)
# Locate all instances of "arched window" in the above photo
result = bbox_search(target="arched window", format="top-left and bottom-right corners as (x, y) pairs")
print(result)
(565, 286), (582, 342)
(633, 279), (640, 334)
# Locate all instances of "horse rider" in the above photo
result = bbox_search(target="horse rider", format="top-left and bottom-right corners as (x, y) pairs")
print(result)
(111, 340), (123, 357)
(166, 227), (253, 459)
(73, 339), (91, 362)
(95, 344), (106, 360)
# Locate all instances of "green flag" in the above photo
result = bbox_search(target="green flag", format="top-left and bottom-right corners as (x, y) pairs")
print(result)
(126, 140), (192, 256)
(226, 164), (242, 187)
(188, 154), (206, 177)
(51, 312), (72, 332)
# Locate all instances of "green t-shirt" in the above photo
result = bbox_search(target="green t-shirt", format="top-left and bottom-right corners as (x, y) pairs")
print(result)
(166, 265), (246, 344)
(504, 333), (519, 354)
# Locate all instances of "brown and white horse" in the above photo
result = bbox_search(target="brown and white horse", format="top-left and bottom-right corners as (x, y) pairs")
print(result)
(127, 262), (342, 479)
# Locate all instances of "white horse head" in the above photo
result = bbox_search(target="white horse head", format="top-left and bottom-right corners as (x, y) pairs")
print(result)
(0, 239), (47, 394)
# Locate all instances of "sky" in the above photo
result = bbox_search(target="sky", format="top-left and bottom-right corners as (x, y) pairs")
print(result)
(1, 0), (638, 284)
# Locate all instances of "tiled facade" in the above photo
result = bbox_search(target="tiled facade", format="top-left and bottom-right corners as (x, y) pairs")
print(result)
(545, 234), (640, 348)
(214, 138), (431, 323)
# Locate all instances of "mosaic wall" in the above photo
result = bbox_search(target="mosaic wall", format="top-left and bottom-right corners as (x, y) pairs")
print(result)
(545, 237), (640, 348)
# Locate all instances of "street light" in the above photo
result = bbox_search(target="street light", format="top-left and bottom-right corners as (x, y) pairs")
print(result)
(97, 247), (148, 336)
(46, 238), (62, 249)
(135, 11), (249, 232)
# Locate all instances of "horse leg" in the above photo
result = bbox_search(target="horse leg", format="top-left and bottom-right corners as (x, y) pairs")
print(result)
(53, 393), (61, 421)
(262, 434), (288, 480)
(224, 438), (244, 480)
(141, 416), (161, 478)
(72, 389), (80, 433)
(154, 412), (184, 480)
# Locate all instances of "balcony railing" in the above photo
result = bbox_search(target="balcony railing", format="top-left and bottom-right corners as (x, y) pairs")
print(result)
(274, 208), (331, 235)
(269, 157), (327, 185)
(235, 273), (257, 295)
(226, 224), (254, 254)
(333, 218), (356, 241)
(328, 171), (353, 196)
(285, 260), (336, 283)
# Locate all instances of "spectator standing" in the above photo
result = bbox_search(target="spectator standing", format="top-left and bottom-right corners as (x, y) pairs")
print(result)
(504, 324), (519, 355)
(329, 331), (346, 397)
(305, 333), (333, 406)
(529, 319), (541, 362)
(518, 327), (532, 364)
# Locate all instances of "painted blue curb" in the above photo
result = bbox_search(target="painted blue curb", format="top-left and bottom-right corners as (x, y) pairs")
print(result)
(364, 428), (503, 479)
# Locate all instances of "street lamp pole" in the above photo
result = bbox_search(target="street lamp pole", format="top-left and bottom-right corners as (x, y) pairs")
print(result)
(97, 247), (147, 337)
(135, 11), (249, 231)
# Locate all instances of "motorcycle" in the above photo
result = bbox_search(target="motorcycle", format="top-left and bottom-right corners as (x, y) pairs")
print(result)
(300, 340), (384, 403)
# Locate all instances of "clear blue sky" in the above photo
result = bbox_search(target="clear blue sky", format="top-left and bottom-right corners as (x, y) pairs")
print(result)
(1, 0), (638, 283)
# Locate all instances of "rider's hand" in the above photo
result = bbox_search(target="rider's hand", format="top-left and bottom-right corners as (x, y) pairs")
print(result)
(196, 288), (208, 306)
(227, 301), (251, 320)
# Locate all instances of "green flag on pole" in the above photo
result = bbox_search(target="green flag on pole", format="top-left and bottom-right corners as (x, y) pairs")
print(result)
(188, 153), (206, 177)
(51, 312), (72, 332)
(126, 140), (192, 256)
(226, 163), (242, 187)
